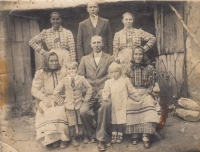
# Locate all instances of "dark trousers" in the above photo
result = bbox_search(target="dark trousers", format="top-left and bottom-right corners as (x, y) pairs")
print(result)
(80, 96), (111, 142)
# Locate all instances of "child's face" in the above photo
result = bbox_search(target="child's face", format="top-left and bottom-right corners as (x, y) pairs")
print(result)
(67, 65), (78, 77)
(110, 69), (121, 80)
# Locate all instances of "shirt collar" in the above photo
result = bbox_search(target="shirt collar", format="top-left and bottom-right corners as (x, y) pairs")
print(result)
(67, 74), (77, 79)
(93, 51), (102, 58)
(123, 27), (135, 34)
(47, 70), (60, 76)
(90, 15), (98, 20)
(51, 26), (63, 32)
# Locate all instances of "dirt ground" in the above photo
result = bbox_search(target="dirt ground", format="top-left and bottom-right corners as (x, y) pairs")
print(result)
(1, 113), (200, 152)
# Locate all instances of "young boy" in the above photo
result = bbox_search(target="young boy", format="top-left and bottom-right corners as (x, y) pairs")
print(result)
(53, 61), (93, 147)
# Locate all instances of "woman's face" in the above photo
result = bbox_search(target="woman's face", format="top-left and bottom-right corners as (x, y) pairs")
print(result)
(110, 69), (121, 80)
(48, 55), (59, 70)
(50, 13), (62, 30)
(133, 48), (144, 63)
(122, 14), (134, 29)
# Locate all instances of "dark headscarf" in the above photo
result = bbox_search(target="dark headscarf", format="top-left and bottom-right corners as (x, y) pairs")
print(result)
(130, 46), (149, 69)
(43, 52), (61, 73)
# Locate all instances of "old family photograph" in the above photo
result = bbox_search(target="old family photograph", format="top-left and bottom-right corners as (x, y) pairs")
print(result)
(1, 0), (200, 152)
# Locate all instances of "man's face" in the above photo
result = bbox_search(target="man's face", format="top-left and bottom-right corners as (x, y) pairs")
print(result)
(91, 37), (103, 53)
(50, 13), (62, 30)
(87, 2), (99, 16)
(48, 55), (59, 69)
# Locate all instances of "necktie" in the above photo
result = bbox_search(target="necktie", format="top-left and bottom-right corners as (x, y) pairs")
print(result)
(71, 77), (75, 88)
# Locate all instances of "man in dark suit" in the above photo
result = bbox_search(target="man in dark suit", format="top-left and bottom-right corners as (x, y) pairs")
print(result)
(78, 35), (113, 151)
(77, 1), (112, 62)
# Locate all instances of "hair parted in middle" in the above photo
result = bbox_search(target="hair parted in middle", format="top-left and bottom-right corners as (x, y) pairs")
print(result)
(122, 12), (135, 20)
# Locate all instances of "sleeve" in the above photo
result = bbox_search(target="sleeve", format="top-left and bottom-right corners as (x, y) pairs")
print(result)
(140, 29), (156, 52)
(102, 80), (111, 101)
(78, 57), (86, 76)
(29, 30), (46, 55)
(67, 30), (76, 61)
(113, 32), (120, 57)
(31, 70), (45, 100)
(53, 78), (65, 95)
(106, 21), (113, 55)
(77, 23), (84, 62)
(82, 77), (93, 102)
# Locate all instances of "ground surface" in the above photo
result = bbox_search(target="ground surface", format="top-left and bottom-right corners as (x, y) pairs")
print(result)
(1, 114), (200, 152)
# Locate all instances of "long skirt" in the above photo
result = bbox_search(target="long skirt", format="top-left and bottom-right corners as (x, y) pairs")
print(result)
(35, 105), (70, 146)
(124, 94), (160, 135)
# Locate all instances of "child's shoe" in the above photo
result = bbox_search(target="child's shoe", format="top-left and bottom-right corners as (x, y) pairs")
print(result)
(116, 132), (123, 144)
(111, 133), (117, 144)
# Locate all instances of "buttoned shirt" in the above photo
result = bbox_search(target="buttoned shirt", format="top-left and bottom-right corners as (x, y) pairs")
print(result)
(113, 28), (156, 57)
(29, 26), (76, 61)
(90, 15), (98, 28)
(93, 51), (102, 65)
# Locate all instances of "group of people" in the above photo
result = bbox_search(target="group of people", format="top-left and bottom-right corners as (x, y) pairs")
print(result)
(29, 1), (161, 151)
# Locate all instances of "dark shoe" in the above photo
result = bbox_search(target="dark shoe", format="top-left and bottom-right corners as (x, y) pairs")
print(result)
(111, 134), (117, 144)
(132, 139), (139, 145)
(83, 137), (89, 144)
(116, 134), (123, 144)
(60, 141), (69, 149)
(143, 141), (151, 149)
(98, 141), (105, 151)
(71, 138), (79, 147)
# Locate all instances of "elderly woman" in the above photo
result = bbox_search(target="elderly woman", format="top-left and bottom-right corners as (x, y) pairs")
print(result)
(124, 46), (160, 149)
(31, 52), (70, 149)
(29, 12), (76, 61)
(113, 12), (156, 67)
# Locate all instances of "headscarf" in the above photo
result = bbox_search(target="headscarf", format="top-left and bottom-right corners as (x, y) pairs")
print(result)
(43, 52), (61, 73)
(130, 46), (149, 70)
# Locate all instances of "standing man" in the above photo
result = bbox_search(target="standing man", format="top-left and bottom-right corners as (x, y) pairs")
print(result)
(78, 35), (113, 151)
(77, 1), (112, 62)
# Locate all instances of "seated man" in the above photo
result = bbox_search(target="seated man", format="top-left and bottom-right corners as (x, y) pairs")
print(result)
(78, 35), (113, 151)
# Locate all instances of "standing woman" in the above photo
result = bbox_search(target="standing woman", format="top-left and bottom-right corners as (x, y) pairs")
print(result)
(113, 12), (156, 65)
(29, 12), (76, 61)
(124, 46), (160, 149)
(31, 52), (70, 149)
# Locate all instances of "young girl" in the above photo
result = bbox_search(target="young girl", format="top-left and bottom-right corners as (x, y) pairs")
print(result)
(102, 62), (139, 144)
(53, 61), (93, 147)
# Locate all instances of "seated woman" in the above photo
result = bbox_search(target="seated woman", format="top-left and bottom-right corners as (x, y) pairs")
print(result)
(113, 12), (156, 68)
(31, 52), (70, 149)
(29, 12), (76, 61)
(124, 46), (160, 149)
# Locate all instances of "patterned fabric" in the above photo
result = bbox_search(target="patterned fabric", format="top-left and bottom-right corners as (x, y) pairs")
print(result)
(126, 94), (160, 125)
(113, 28), (156, 57)
(29, 26), (76, 61)
(124, 64), (155, 88)
(124, 122), (157, 134)
(102, 77), (137, 124)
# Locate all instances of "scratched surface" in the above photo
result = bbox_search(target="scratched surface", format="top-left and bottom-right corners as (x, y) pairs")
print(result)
(1, 0), (200, 152)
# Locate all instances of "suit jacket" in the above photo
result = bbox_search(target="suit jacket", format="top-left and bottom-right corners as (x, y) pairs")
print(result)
(53, 75), (92, 110)
(77, 17), (113, 62)
(78, 52), (113, 93)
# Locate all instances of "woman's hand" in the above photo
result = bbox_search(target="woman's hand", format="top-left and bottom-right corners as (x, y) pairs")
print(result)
(43, 96), (52, 108)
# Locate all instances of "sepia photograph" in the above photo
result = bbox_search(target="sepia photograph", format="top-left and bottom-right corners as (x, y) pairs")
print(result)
(1, 0), (200, 151)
